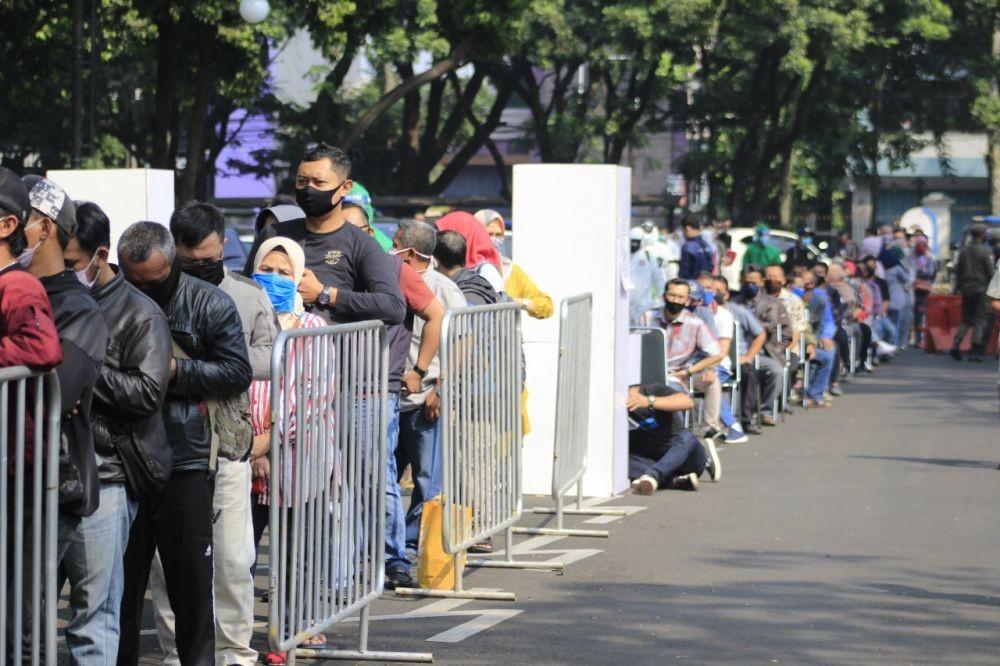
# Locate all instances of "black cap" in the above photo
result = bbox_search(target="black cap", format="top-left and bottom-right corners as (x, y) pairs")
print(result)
(0, 167), (30, 224)
(22, 175), (76, 237)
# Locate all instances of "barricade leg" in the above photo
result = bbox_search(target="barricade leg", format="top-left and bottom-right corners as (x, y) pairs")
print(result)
(466, 525), (566, 569)
(293, 606), (433, 663)
(395, 551), (517, 601)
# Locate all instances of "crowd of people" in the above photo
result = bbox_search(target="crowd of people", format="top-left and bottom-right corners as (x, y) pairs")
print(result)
(625, 215), (1000, 496)
(0, 142), (554, 665)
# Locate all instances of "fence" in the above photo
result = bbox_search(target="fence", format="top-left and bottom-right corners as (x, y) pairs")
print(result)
(515, 294), (621, 539)
(266, 322), (431, 663)
(0, 367), (61, 666)
(396, 302), (559, 602)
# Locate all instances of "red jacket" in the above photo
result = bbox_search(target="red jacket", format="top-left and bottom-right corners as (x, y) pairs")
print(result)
(0, 265), (62, 369)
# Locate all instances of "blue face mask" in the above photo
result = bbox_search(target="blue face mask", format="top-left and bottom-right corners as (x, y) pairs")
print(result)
(791, 286), (806, 298)
(741, 283), (760, 300)
(253, 272), (297, 313)
(802, 236), (813, 246)
(702, 289), (715, 306)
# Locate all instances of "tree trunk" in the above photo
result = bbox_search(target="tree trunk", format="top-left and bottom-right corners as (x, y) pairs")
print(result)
(990, 28), (1000, 214)
(778, 149), (796, 229)
(151, 15), (175, 168)
(179, 38), (213, 203)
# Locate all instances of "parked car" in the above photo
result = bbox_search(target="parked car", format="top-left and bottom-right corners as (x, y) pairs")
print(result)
(720, 227), (826, 288)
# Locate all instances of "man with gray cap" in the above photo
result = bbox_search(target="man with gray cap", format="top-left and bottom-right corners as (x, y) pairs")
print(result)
(18, 174), (110, 657)
(951, 224), (996, 362)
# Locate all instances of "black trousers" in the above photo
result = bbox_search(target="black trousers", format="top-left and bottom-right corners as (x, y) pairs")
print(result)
(738, 362), (760, 425)
(953, 290), (988, 349)
(118, 470), (215, 666)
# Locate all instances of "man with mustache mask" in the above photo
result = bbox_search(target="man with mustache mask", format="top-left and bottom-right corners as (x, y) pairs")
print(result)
(243, 142), (404, 327)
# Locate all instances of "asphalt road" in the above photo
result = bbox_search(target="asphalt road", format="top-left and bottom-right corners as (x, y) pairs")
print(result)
(124, 350), (999, 664)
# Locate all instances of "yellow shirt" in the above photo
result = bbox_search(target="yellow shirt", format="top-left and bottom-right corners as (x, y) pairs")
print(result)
(504, 262), (553, 319)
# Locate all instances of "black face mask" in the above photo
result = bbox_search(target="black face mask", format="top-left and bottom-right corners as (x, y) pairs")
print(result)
(664, 301), (685, 316)
(183, 257), (225, 286)
(295, 181), (344, 218)
(135, 256), (182, 308)
(764, 278), (782, 295)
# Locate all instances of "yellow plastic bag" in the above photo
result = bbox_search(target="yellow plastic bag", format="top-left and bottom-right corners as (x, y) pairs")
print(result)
(418, 496), (472, 590)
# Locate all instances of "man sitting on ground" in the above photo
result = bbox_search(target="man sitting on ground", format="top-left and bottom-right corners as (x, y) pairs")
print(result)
(626, 383), (720, 494)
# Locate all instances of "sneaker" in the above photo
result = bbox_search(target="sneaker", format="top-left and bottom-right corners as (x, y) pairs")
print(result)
(724, 426), (748, 444)
(949, 347), (962, 361)
(385, 568), (416, 591)
(630, 475), (658, 495)
(667, 473), (700, 491)
(761, 414), (777, 426)
(829, 385), (844, 397)
(877, 340), (898, 357)
(702, 426), (721, 440)
(704, 438), (721, 482)
(742, 422), (763, 436)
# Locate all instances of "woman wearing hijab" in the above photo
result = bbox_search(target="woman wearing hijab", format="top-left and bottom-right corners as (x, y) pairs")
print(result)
(911, 235), (936, 347)
(880, 245), (909, 346)
(474, 209), (554, 319)
(434, 211), (506, 294)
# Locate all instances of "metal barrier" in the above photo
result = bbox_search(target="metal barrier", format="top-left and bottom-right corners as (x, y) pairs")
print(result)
(267, 323), (431, 663)
(1, 367), (60, 666)
(513, 294), (615, 539)
(397, 302), (558, 602)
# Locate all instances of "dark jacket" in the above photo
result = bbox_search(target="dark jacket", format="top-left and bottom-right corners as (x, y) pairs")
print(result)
(91, 267), (173, 495)
(750, 290), (793, 363)
(956, 242), (995, 295)
(678, 237), (714, 280)
(42, 270), (109, 517)
(450, 268), (498, 306)
(163, 273), (252, 472)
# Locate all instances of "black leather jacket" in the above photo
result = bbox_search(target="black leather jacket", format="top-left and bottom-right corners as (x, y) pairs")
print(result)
(163, 273), (252, 472)
(91, 268), (173, 493)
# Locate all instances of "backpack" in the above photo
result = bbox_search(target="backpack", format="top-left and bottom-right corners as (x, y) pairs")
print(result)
(171, 341), (253, 466)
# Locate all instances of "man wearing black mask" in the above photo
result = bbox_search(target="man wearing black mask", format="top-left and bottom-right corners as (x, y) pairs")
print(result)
(737, 264), (790, 425)
(117, 221), (252, 666)
(243, 142), (404, 326)
(158, 203), (276, 666)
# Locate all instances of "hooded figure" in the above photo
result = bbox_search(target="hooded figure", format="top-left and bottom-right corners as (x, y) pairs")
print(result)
(742, 223), (782, 268)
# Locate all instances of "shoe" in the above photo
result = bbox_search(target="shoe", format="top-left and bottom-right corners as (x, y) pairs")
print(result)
(949, 347), (962, 361)
(723, 426), (748, 444)
(761, 414), (777, 426)
(264, 652), (287, 665)
(385, 568), (416, 590)
(630, 474), (658, 495)
(468, 538), (493, 554)
(743, 422), (763, 435)
(969, 345), (984, 362)
(829, 385), (843, 397)
(804, 398), (830, 409)
(666, 473), (700, 491)
(702, 427), (721, 440)
(704, 438), (721, 482)
(878, 340), (898, 357)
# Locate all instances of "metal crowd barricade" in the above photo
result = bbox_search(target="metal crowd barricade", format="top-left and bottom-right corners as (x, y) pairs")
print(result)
(267, 322), (431, 663)
(0, 367), (60, 666)
(513, 294), (613, 539)
(397, 303), (558, 602)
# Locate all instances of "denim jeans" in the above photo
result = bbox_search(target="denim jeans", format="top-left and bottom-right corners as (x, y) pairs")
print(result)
(396, 407), (442, 551)
(59, 482), (137, 665)
(806, 347), (835, 401)
(714, 365), (740, 428)
(628, 430), (706, 487)
(384, 393), (409, 573)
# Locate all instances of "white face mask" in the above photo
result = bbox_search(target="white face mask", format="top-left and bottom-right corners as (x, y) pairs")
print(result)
(75, 253), (100, 289)
(16, 221), (42, 269)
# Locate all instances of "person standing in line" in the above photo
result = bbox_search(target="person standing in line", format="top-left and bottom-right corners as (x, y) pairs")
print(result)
(148, 203), (277, 666)
(61, 202), (172, 665)
(433, 231), (499, 306)
(950, 224), (995, 362)
(678, 216), (714, 280)
(117, 222), (252, 666)
(474, 209), (553, 318)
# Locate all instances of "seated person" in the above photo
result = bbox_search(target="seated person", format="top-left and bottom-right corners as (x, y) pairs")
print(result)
(626, 384), (720, 494)
(738, 265), (789, 425)
(801, 270), (837, 407)
(638, 278), (724, 437)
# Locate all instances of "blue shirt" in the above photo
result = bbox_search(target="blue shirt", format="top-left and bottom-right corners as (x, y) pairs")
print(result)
(678, 237), (714, 279)
(725, 302), (764, 355)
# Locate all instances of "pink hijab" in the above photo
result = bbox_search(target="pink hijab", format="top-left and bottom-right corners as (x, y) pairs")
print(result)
(435, 211), (502, 270)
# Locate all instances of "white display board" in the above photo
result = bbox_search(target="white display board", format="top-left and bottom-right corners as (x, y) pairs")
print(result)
(514, 164), (632, 497)
(46, 169), (175, 262)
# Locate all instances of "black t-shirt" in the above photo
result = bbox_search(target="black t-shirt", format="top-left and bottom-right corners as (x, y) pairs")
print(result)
(245, 219), (404, 326)
(628, 383), (686, 459)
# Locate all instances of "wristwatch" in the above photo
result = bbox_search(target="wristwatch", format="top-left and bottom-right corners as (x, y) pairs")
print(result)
(414, 364), (428, 378)
(317, 286), (331, 307)
(647, 395), (656, 409)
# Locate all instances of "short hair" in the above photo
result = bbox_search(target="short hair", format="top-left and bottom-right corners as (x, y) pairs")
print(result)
(267, 194), (296, 207)
(743, 263), (763, 277)
(398, 220), (437, 257)
(73, 201), (111, 255)
(763, 263), (785, 277)
(968, 225), (987, 240)
(119, 221), (176, 263)
(713, 275), (729, 291)
(665, 277), (690, 295)
(682, 215), (700, 230)
(433, 230), (466, 270)
(812, 260), (828, 272)
(696, 270), (714, 282)
(170, 203), (225, 248)
(0, 206), (27, 256)
(301, 142), (351, 179)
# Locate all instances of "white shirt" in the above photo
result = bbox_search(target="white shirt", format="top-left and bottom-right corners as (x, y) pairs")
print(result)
(712, 305), (735, 371)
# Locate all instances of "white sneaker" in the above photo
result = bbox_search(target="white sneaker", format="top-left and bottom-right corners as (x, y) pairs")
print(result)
(876, 340), (897, 356)
(630, 475), (658, 495)
(704, 438), (721, 482)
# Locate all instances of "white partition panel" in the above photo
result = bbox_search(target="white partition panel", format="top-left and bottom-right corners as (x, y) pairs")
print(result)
(46, 169), (175, 262)
(514, 164), (631, 497)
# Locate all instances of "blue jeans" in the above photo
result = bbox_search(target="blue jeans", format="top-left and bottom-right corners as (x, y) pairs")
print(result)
(396, 407), (441, 552)
(806, 347), (835, 401)
(629, 430), (706, 487)
(714, 365), (739, 428)
(59, 482), (137, 665)
(384, 393), (409, 573)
